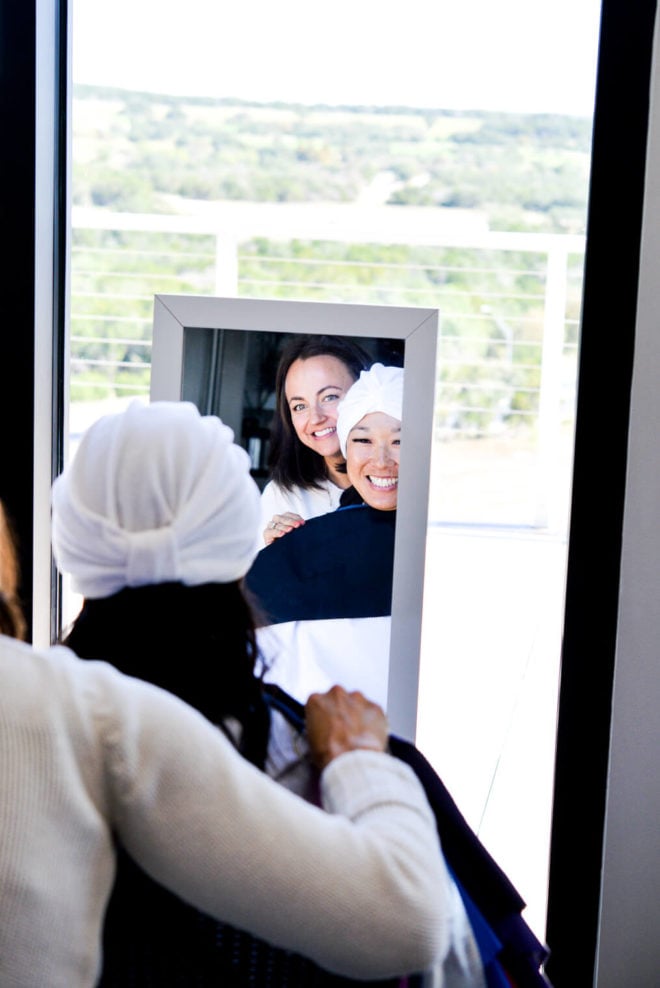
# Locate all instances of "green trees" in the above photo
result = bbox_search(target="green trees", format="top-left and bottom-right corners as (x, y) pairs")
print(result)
(73, 86), (591, 233)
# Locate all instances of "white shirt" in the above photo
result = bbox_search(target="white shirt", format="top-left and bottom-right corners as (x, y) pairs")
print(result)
(259, 477), (344, 544)
(260, 616), (391, 708)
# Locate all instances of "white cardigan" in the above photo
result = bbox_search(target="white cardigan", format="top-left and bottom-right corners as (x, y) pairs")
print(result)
(0, 635), (451, 987)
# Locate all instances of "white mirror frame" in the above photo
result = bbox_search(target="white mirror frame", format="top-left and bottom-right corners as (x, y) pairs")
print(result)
(150, 294), (438, 739)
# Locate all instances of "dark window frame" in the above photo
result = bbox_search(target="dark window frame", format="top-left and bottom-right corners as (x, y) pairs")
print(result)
(546, 1), (657, 984)
(2, 2), (655, 983)
(0, 0), (68, 641)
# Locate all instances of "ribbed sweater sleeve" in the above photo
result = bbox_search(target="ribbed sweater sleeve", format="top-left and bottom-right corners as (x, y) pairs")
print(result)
(0, 639), (451, 986)
(105, 676), (451, 979)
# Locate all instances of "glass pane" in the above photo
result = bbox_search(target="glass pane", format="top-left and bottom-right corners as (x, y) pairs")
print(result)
(71, 0), (601, 941)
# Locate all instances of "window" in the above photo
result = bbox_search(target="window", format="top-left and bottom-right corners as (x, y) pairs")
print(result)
(70, 0), (602, 939)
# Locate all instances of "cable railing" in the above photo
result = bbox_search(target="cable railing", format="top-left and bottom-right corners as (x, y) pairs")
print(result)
(70, 205), (585, 527)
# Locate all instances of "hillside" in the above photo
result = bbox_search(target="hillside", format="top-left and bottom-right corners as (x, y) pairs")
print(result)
(72, 85), (592, 235)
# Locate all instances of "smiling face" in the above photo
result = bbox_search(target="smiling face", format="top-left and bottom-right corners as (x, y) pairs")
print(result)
(285, 355), (357, 461)
(345, 411), (401, 511)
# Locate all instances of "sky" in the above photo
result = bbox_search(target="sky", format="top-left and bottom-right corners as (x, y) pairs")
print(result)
(73, 0), (602, 117)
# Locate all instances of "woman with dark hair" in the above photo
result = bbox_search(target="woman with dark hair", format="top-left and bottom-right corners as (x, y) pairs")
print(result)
(49, 399), (459, 987)
(248, 364), (404, 709)
(261, 334), (371, 545)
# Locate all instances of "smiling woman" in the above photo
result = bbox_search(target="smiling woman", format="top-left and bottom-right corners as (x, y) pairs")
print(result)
(73, 0), (600, 113)
(261, 336), (372, 546)
(247, 363), (405, 708)
(337, 363), (404, 513)
(345, 412), (401, 510)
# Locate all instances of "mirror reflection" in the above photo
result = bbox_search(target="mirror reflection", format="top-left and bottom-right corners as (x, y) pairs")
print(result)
(246, 361), (404, 708)
(150, 294), (439, 736)
(180, 327), (404, 487)
(181, 328), (405, 708)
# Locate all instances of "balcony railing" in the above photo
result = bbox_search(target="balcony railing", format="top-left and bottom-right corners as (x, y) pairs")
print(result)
(70, 204), (585, 529)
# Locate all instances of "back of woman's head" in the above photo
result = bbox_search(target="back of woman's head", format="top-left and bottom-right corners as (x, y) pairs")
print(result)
(269, 335), (371, 490)
(52, 400), (261, 600)
(0, 501), (27, 641)
(52, 401), (270, 765)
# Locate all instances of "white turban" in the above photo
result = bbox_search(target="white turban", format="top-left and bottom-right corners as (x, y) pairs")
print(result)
(336, 363), (404, 456)
(51, 401), (261, 599)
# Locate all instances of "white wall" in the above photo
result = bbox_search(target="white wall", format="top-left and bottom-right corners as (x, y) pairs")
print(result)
(595, 8), (660, 985)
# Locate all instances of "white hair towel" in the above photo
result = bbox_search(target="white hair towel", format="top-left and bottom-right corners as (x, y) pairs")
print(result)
(336, 363), (404, 456)
(51, 401), (261, 598)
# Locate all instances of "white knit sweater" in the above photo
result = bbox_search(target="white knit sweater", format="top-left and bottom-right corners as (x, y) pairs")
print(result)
(0, 636), (451, 987)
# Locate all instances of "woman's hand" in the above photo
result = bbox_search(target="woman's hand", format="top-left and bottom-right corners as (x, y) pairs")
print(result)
(263, 512), (305, 546)
(305, 686), (389, 771)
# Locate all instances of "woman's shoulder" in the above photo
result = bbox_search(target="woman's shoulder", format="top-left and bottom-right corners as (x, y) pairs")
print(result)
(260, 478), (342, 522)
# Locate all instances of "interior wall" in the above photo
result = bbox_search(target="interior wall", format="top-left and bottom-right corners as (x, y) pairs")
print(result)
(595, 9), (660, 985)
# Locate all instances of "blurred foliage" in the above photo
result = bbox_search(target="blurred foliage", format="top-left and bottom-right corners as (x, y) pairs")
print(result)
(73, 85), (592, 233)
(70, 88), (588, 432)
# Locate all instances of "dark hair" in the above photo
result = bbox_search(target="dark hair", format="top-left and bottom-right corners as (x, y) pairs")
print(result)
(64, 581), (280, 979)
(0, 501), (27, 641)
(63, 581), (270, 768)
(268, 335), (371, 492)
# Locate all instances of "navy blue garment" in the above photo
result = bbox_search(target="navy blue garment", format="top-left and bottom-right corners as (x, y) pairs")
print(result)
(264, 685), (552, 988)
(387, 737), (552, 988)
(449, 876), (511, 988)
(245, 505), (396, 624)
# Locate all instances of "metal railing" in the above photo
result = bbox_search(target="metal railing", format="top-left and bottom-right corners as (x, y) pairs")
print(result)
(70, 204), (585, 528)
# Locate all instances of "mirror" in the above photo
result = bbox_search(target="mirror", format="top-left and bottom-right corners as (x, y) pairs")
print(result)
(150, 295), (438, 738)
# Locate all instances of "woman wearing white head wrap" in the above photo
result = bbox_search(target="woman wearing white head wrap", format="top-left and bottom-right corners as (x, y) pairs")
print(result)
(336, 363), (404, 512)
(53, 396), (272, 764)
(50, 400), (292, 983)
(51, 399), (466, 988)
(336, 363), (404, 460)
(52, 400), (261, 598)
